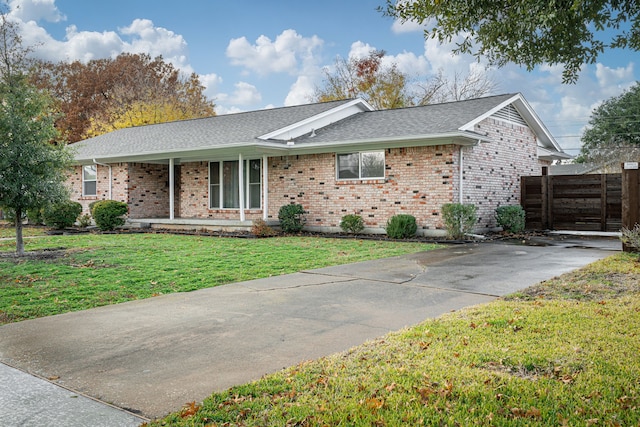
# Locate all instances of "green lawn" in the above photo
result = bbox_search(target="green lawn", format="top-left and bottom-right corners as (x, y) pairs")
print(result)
(149, 253), (640, 426)
(0, 222), (49, 239)
(0, 231), (436, 324)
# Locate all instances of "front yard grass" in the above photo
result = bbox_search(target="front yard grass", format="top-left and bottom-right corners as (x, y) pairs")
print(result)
(149, 252), (640, 426)
(0, 231), (436, 324)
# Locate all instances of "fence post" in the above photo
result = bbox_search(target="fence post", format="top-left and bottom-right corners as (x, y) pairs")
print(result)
(541, 167), (549, 229)
(621, 163), (640, 252)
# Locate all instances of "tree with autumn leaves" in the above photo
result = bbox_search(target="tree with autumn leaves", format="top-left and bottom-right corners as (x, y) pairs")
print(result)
(30, 53), (216, 142)
(312, 50), (496, 108)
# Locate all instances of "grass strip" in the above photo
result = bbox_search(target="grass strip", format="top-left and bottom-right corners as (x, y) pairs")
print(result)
(0, 232), (436, 324)
(149, 252), (640, 426)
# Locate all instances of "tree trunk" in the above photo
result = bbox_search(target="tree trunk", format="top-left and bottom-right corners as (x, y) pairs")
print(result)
(15, 208), (24, 256)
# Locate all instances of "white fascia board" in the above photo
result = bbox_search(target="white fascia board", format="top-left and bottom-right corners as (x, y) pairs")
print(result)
(257, 99), (375, 141)
(538, 146), (573, 160)
(75, 141), (289, 164)
(283, 131), (488, 155)
(460, 93), (566, 155)
(76, 130), (485, 164)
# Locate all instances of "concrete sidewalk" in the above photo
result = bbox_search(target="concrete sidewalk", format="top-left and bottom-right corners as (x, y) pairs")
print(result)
(0, 236), (620, 424)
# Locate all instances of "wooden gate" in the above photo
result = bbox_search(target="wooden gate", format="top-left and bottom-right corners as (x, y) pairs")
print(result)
(521, 171), (622, 231)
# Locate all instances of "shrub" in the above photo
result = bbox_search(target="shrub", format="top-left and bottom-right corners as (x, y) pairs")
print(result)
(621, 224), (640, 255)
(92, 200), (128, 231)
(88, 201), (100, 217)
(385, 214), (417, 239)
(441, 203), (477, 240)
(251, 218), (277, 237)
(77, 213), (92, 228)
(278, 204), (306, 234)
(42, 200), (83, 229)
(495, 205), (526, 233)
(27, 207), (44, 225)
(340, 214), (365, 234)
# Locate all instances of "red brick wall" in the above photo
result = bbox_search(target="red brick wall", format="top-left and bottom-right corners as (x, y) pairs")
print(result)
(128, 163), (170, 218)
(69, 163), (128, 215)
(462, 117), (543, 230)
(267, 147), (457, 234)
(178, 161), (263, 220)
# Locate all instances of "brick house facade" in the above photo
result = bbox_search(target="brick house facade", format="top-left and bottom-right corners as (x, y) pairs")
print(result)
(68, 95), (567, 235)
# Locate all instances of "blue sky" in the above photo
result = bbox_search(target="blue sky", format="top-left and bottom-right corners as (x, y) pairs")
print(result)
(7, 0), (638, 156)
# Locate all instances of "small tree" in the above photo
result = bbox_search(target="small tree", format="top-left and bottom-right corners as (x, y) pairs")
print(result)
(0, 14), (71, 255)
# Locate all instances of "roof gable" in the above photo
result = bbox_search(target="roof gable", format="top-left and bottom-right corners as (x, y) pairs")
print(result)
(459, 93), (567, 156)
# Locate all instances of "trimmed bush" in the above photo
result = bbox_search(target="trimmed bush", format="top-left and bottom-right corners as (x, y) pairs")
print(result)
(621, 224), (640, 255)
(251, 219), (278, 237)
(92, 200), (128, 231)
(385, 214), (417, 239)
(441, 203), (477, 240)
(42, 200), (83, 229)
(278, 204), (306, 233)
(340, 214), (365, 234)
(496, 205), (526, 233)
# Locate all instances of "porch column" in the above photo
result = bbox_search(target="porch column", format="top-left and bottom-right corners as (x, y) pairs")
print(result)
(262, 155), (268, 220)
(238, 153), (245, 221)
(169, 158), (175, 220)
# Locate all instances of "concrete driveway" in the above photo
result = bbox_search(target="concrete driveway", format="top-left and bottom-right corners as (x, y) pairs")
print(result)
(0, 236), (619, 421)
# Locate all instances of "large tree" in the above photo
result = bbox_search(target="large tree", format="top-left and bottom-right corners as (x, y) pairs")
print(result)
(30, 53), (215, 142)
(314, 50), (412, 109)
(381, 0), (640, 83)
(577, 82), (640, 167)
(312, 50), (495, 108)
(0, 14), (72, 255)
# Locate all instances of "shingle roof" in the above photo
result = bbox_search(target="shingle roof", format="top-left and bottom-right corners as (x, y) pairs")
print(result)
(72, 99), (354, 161)
(292, 94), (515, 145)
(72, 93), (562, 162)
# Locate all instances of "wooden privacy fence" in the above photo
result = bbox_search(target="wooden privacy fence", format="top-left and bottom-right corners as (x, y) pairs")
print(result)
(521, 171), (622, 231)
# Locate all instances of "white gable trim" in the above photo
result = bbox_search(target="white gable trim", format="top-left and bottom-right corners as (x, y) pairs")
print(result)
(459, 93), (566, 156)
(257, 98), (375, 141)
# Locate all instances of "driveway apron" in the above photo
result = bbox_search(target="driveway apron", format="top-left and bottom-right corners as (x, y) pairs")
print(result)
(0, 237), (619, 420)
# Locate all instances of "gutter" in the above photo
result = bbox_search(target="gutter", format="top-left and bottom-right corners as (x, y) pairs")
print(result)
(93, 159), (112, 200)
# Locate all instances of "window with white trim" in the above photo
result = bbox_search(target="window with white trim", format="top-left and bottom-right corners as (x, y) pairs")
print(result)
(209, 159), (261, 209)
(337, 151), (385, 180)
(82, 165), (97, 196)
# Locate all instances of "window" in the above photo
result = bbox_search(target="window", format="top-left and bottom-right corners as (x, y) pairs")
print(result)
(337, 151), (385, 180)
(209, 159), (261, 209)
(82, 165), (97, 196)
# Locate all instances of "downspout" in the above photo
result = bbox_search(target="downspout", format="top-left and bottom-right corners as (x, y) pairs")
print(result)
(169, 158), (175, 220)
(458, 146), (464, 203)
(262, 155), (268, 221)
(93, 159), (112, 200)
(238, 153), (245, 222)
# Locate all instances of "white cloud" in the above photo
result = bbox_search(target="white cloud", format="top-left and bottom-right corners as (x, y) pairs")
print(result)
(595, 63), (635, 95)
(226, 29), (323, 76)
(285, 75), (316, 106)
(226, 81), (261, 106)
(119, 19), (190, 69)
(391, 18), (424, 34)
(8, 0), (65, 23)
